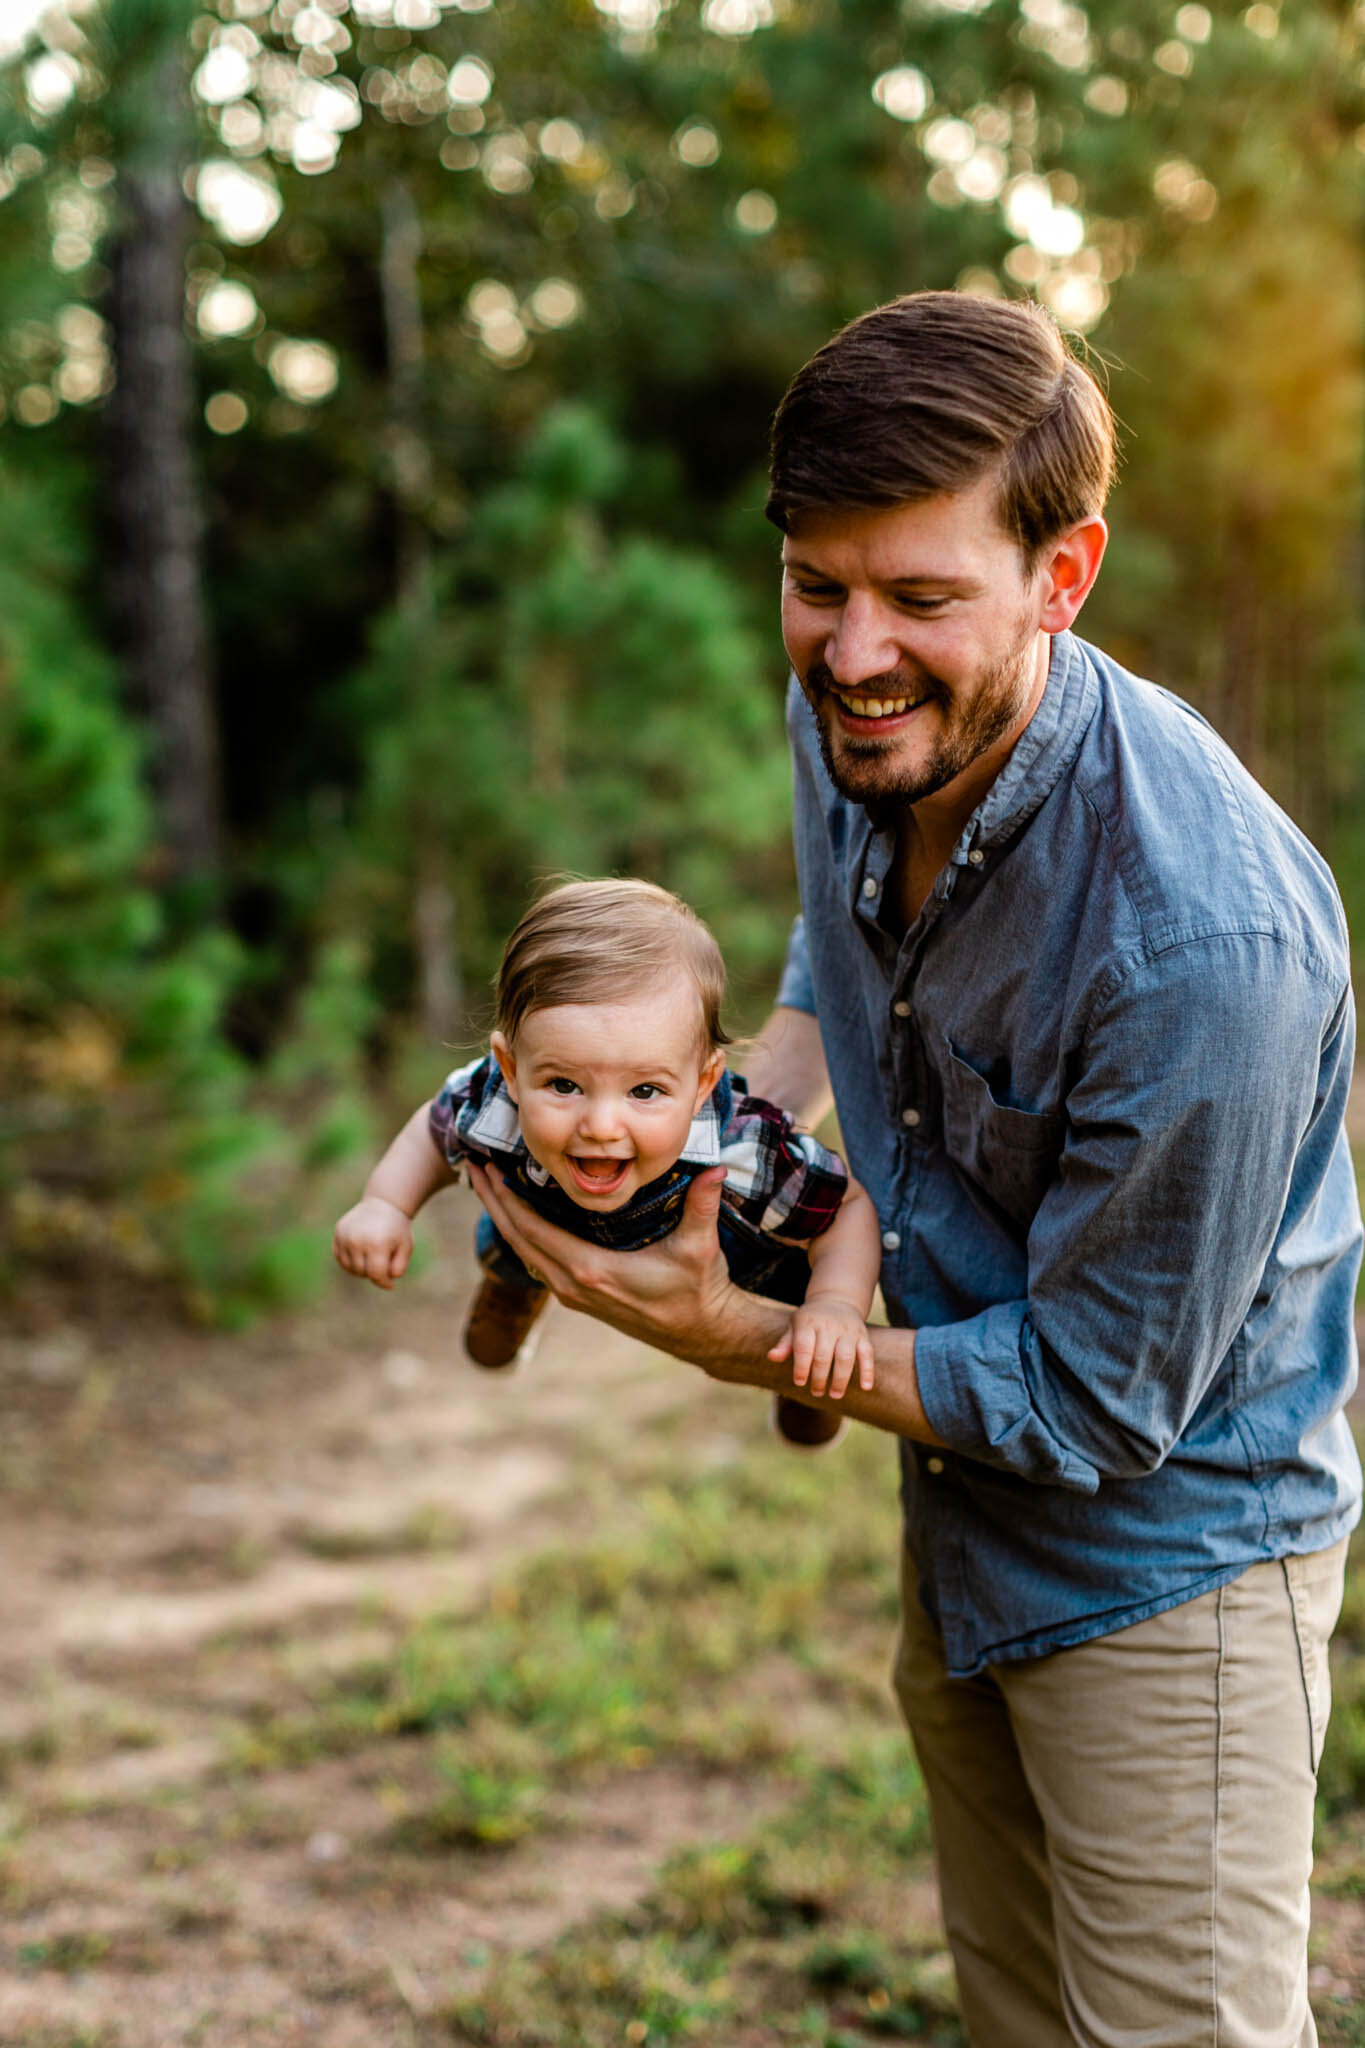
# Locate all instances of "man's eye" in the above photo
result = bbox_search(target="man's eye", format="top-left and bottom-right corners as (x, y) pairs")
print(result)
(792, 582), (842, 604)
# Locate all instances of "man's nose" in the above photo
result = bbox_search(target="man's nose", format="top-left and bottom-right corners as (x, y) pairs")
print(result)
(823, 594), (902, 686)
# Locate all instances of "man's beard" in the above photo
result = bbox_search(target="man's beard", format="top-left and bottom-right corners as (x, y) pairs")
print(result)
(803, 629), (1037, 825)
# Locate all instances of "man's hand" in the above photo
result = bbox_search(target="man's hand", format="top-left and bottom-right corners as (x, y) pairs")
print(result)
(467, 1158), (943, 1445)
(466, 1162), (788, 1378)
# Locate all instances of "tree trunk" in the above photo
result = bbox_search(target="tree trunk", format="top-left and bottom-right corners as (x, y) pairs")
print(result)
(105, 148), (220, 884)
(379, 178), (462, 1040)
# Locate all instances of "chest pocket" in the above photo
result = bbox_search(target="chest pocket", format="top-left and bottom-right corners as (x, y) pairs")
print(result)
(939, 1039), (1064, 1231)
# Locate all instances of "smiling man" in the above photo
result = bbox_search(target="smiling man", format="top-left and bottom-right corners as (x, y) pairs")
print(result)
(474, 292), (1362, 2046)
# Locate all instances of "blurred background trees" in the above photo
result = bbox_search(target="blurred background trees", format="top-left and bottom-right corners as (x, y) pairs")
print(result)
(0, 0), (1360, 1318)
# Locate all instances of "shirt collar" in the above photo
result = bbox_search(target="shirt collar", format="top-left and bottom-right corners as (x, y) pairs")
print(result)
(676, 1066), (733, 1166)
(846, 631), (1099, 923)
(964, 630), (1097, 855)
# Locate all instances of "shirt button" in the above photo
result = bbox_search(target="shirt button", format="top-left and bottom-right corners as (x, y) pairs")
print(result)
(926, 1455), (945, 1475)
(968, 848), (985, 867)
(861, 876), (878, 899)
(881, 1230), (901, 1251)
(901, 1107), (921, 1128)
(893, 1000), (911, 1018)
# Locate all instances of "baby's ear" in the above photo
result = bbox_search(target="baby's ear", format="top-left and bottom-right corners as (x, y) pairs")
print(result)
(489, 1030), (518, 1100)
(694, 1047), (726, 1109)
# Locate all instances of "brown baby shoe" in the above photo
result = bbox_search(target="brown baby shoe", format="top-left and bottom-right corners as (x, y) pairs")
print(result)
(772, 1393), (846, 1450)
(463, 1276), (551, 1370)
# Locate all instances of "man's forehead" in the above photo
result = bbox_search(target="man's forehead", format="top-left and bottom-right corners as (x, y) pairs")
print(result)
(780, 486), (1019, 577)
(782, 474), (1008, 544)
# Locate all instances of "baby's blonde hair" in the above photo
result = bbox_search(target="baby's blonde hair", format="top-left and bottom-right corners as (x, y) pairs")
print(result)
(495, 879), (731, 1053)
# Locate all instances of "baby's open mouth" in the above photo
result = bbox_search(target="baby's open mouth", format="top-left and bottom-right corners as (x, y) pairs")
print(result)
(567, 1155), (632, 1195)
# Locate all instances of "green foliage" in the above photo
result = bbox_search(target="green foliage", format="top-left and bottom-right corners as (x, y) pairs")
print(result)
(0, 0), (1361, 1307)
(0, 470), (376, 1318)
(0, 468), (156, 1009)
(344, 402), (793, 1031)
(1320, 1518), (1365, 1821)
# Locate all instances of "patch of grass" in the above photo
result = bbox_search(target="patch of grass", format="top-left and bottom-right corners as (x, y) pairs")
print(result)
(223, 1427), (905, 1809)
(209, 1418), (1363, 2044)
(1321, 1998), (1365, 2048)
(18, 1929), (111, 1973)
(1321, 1510), (1365, 1821)
(292, 1502), (465, 1561)
(444, 1779), (960, 2047)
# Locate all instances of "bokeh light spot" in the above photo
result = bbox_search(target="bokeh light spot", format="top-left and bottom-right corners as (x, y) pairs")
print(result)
(197, 279), (260, 340)
(25, 50), (80, 117)
(527, 278), (582, 328)
(672, 119), (720, 167)
(205, 392), (250, 434)
(267, 338), (339, 404)
(447, 56), (493, 107)
(1154, 38), (1192, 74)
(194, 160), (283, 244)
(872, 66), (930, 122)
(734, 189), (777, 233)
(1084, 74), (1127, 115)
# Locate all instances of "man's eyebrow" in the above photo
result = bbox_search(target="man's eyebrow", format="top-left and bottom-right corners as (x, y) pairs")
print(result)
(783, 553), (977, 590)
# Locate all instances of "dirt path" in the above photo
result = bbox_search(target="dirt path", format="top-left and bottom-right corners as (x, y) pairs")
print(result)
(0, 1190), (802, 2046)
(1, 1188), (1361, 2045)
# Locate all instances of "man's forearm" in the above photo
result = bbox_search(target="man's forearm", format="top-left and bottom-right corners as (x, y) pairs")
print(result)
(743, 1006), (833, 1127)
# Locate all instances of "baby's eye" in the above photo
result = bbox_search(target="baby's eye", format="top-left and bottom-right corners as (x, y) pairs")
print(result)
(629, 1082), (666, 1100)
(547, 1077), (581, 1095)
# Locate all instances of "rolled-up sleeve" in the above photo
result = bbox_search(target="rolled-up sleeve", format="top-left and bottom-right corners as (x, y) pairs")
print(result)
(912, 932), (1358, 1491)
(775, 915), (817, 1015)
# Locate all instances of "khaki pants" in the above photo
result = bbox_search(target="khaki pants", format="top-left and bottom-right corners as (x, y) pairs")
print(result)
(893, 1542), (1348, 2048)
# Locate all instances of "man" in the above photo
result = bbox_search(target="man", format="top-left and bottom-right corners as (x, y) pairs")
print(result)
(475, 292), (1362, 2046)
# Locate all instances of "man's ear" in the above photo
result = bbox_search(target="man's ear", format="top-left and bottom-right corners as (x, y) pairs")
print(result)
(1037, 515), (1108, 635)
(693, 1047), (727, 1111)
(489, 1030), (518, 1102)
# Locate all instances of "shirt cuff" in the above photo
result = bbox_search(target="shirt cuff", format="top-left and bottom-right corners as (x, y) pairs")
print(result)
(775, 915), (817, 1015)
(914, 1306), (1101, 1494)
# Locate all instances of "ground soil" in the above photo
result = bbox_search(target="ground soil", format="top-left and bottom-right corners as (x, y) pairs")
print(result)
(0, 1188), (865, 2046)
(0, 1184), (1361, 2045)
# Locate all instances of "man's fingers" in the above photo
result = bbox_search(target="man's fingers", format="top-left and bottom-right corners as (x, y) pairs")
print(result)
(468, 1163), (579, 1300)
(675, 1166), (727, 1245)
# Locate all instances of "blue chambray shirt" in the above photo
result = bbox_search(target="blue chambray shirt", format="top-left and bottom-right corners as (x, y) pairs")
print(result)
(778, 630), (1363, 1678)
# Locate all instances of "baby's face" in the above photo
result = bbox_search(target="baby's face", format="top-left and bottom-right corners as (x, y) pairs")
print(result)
(490, 981), (724, 1211)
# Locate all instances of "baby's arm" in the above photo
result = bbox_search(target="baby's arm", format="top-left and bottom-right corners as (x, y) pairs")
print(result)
(767, 1177), (881, 1399)
(333, 1102), (457, 1290)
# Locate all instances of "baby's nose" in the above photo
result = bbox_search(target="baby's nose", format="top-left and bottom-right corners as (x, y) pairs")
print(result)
(577, 1095), (624, 1139)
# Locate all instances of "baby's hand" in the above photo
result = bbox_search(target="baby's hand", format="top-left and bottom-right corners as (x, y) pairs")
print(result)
(332, 1196), (413, 1291)
(768, 1296), (875, 1401)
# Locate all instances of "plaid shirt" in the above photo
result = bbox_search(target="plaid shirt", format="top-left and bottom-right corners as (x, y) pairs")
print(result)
(429, 1054), (848, 1254)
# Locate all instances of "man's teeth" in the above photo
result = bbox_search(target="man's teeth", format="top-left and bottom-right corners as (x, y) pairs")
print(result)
(837, 693), (918, 717)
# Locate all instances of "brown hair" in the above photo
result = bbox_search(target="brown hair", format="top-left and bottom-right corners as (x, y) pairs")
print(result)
(766, 291), (1116, 565)
(495, 879), (731, 1052)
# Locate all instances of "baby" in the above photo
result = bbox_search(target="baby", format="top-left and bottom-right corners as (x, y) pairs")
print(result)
(333, 879), (881, 1449)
